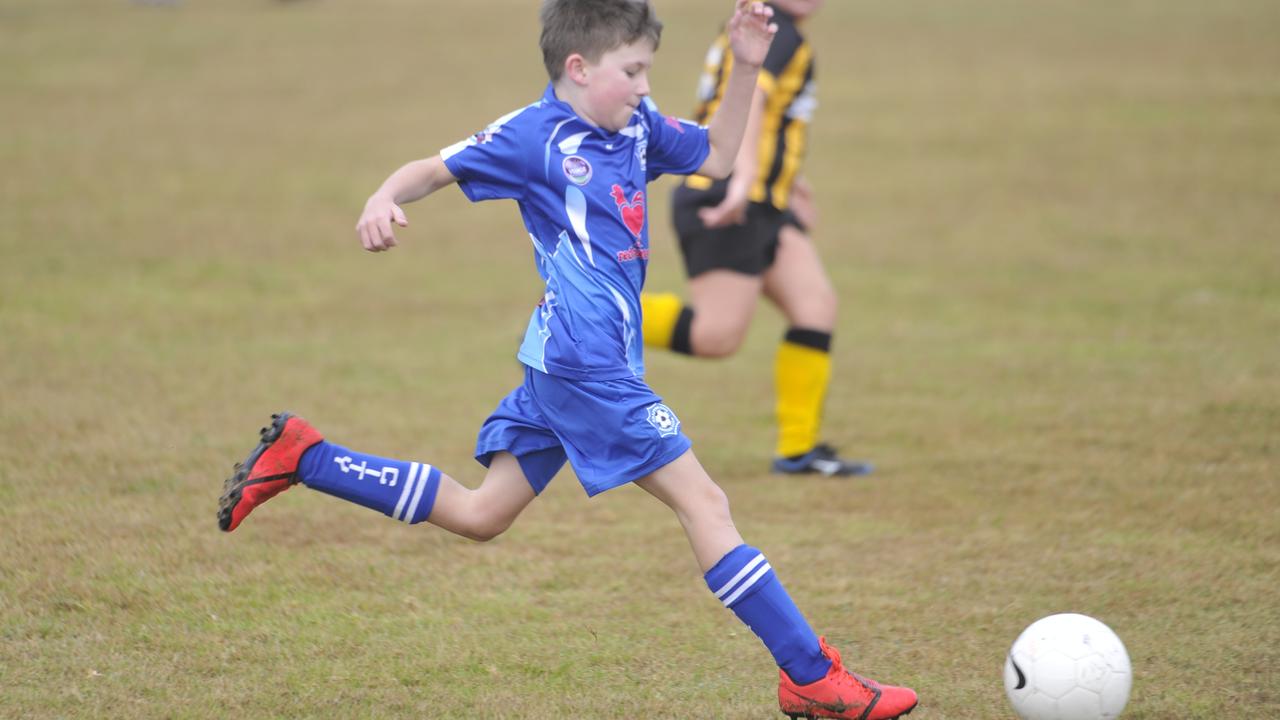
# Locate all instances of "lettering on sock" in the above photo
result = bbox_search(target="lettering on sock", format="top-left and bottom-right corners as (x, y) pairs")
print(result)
(333, 456), (400, 486)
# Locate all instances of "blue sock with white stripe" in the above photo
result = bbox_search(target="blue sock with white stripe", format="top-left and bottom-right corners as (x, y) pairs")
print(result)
(297, 441), (441, 524)
(705, 544), (831, 685)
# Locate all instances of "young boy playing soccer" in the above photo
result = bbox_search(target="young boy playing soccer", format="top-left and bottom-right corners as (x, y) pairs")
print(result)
(217, 2), (917, 718)
(641, 0), (872, 477)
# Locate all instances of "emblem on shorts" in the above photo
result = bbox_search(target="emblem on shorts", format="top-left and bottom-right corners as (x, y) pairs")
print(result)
(646, 403), (680, 438)
(563, 155), (592, 186)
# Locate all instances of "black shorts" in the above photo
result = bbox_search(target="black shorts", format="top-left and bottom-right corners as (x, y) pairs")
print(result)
(671, 183), (802, 278)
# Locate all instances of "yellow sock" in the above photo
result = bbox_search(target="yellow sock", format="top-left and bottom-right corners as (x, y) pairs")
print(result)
(775, 340), (831, 457)
(641, 292), (684, 349)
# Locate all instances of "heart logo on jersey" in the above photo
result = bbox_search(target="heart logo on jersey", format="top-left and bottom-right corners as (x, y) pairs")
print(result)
(610, 184), (645, 238)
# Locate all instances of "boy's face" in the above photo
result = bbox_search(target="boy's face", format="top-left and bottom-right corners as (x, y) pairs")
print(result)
(578, 39), (655, 132)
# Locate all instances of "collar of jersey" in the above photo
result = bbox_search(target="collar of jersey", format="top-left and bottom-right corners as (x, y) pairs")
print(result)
(541, 82), (638, 140)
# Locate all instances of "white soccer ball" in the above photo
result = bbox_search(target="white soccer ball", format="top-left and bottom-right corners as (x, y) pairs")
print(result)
(1003, 613), (1132, 720)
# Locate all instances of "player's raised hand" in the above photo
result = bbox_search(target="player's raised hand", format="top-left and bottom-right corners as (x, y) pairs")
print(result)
(726, 0), (777, 68)
(698, 180), (750, 228)
(356, 195), (408, 252)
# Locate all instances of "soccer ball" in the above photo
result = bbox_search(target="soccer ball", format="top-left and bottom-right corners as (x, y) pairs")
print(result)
(1003, 613), (1132, 720)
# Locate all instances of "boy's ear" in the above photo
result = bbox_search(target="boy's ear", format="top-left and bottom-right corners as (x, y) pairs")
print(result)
(564, 53), (590, 85)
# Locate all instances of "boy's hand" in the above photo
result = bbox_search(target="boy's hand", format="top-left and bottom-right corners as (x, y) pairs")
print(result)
(699, 178), (750, 228)
(356, 195), (408, 252)
(726, 0), (777, 69)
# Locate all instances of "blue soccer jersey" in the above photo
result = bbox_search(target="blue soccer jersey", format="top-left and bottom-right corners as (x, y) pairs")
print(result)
(441, 83), (710, 381)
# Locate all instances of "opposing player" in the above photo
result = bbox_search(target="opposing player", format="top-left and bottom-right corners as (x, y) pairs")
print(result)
(642, 0), (871, 477)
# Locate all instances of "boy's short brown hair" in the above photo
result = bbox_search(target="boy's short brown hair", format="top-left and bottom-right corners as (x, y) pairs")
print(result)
(539, 0), (663, 82)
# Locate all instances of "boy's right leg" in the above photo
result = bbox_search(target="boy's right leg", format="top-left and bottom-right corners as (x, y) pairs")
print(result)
(636, 450), (917, 720)
(218, 413), (536, 540)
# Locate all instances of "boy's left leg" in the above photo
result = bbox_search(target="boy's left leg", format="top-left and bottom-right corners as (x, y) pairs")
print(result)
(218, 412), (541, 538)
(763, 225), (872, 477)
(635, 450), (917, 719)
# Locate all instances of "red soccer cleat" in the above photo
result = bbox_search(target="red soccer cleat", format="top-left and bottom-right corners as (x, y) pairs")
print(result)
(217, 412), (323, 532)
(778, 637), (918, 720)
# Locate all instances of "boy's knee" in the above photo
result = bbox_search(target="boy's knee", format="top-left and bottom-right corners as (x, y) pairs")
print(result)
(692, 480), (733, 523)
(460, 516), (512, 543)
(459, 507), (518, 543)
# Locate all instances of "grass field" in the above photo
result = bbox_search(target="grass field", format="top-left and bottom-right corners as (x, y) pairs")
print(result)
(2, 0), (1278, 717)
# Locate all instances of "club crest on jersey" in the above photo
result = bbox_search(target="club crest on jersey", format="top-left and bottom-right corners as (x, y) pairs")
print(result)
(610, 184), (645, 238)
(562, 155), (592, 186)
(646, 403), (680, 438)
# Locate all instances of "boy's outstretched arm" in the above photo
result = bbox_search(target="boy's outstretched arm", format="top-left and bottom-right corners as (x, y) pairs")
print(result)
(697, 0), (777, 180)
(698, 85), (766, 228)
(356, 155), (457, 252)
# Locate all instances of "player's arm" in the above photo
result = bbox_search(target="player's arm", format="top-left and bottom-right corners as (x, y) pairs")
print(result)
(790, 173), (818, 232)
(697, 1), (777, 180)
(356, 155), (458, 253)
(698, 85), (766, 228)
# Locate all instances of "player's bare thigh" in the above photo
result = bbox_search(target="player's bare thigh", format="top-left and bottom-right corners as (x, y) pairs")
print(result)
(427, 451), (536, 542)
(762, 224), (837, 331)
(687, 269), (765, 357)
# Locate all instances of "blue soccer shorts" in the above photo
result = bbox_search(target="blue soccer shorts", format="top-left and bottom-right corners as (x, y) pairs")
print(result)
(474, 366), (693, 496)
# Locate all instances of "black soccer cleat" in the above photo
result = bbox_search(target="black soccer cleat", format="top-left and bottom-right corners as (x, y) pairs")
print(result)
(772, 443), (873, 477)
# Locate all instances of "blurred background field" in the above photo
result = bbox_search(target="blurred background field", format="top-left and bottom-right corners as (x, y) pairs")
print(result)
(1, 0), (1277, 717)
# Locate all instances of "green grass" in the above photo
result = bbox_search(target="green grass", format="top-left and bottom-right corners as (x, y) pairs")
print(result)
(2, 0), (1278, 717)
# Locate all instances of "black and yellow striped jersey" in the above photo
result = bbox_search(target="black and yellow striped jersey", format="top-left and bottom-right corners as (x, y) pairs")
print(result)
(683, 4), (816, 211)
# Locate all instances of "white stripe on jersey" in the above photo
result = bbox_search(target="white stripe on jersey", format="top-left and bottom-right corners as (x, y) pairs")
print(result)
(543, 117), (576, 181)
(557, 228), (585, 270)
(607, 284), (639, 376)
(565, 186), (594, 265)
(557, 131), (591, 155)
(393, 462), (421, 520)
(441, 104), (535, 161)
